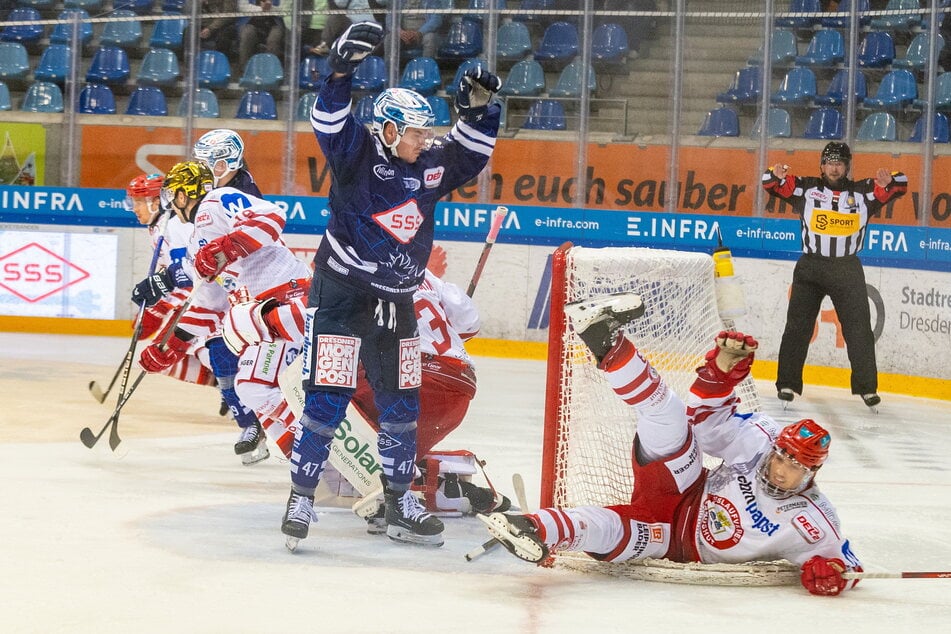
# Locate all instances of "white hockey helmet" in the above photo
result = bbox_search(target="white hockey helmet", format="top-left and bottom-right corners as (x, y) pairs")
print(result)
(371, 88), (435, 155)
(193, 129), (246, 182)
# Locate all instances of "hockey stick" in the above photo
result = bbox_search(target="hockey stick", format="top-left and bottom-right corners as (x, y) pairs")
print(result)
(80, 279), (203, 451)
(466, 206), (508, 297)
(842, 571), (951, 580)
(89, 218), (169, 403)
(465, 472), (530, 562)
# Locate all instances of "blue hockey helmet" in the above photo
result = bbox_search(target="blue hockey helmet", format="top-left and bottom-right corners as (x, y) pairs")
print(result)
(193, 129), (246, 175)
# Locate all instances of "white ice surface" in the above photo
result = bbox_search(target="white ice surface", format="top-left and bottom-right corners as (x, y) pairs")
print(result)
(1, 333), (950, 633)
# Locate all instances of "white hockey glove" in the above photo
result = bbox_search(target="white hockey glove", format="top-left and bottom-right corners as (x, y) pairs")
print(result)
(222, 296), (280, 356)
(454, 66), (502, 123)
(328, 21), (384, 75)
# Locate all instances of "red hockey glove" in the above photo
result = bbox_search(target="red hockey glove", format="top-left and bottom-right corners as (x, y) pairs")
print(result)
(800, 556), (847, 596)
(139, 332), (191, 373)
(137, 307), (164, 340)
(697, 330), (757, 382)
(193, 232), (259, 280)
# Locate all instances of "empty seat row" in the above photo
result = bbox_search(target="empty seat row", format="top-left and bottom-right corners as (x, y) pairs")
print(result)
(776, 0), (922, 32)
(1, 8), (187, 50)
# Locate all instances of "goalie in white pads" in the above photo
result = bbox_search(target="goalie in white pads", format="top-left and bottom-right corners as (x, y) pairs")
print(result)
(482, 293), (864, 597)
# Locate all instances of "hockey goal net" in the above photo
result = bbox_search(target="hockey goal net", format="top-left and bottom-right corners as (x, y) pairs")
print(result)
(541, 244), (791, 585)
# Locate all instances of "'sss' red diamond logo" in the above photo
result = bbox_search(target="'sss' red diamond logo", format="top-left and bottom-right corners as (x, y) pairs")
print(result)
(372, 200), (423, 244)
(0, 242), (91, 303)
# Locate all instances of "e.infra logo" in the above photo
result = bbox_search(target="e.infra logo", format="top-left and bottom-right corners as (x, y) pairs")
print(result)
(0, 242), (90, 302)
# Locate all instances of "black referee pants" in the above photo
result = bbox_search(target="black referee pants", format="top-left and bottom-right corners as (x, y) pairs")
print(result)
(776, 253), (878, 395)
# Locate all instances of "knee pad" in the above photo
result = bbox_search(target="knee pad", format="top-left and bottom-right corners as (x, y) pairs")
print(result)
(374, 391), (419, 430)
(303, 389), (351, 430)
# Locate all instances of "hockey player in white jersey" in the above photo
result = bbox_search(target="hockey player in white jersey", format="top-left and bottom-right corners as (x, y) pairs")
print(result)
(137, 161), (311, 463)
(482, 293), (863, 597)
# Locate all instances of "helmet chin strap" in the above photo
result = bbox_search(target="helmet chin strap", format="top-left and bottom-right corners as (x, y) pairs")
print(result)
(378, 122), (404, 159)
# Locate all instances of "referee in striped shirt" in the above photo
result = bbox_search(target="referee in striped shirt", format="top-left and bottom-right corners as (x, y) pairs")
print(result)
(762, 142), (908, 409)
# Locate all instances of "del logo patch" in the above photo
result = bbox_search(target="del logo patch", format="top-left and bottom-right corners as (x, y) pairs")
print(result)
(700, 494), (743, 550)
(792, 511), (824, 544)
(423, 166), (445, 188)
(373, 200), (424, 244)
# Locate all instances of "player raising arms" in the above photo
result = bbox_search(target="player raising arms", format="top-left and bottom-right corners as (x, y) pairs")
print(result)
(280, 21), (502, 549)
(482, 294), (863, 597)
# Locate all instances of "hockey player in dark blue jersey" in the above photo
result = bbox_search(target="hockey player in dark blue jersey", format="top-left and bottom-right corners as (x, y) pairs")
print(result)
(192, 128), (263, 198)
(280, 21), (502, 550)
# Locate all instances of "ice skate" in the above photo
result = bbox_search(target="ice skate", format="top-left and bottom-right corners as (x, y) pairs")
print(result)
(457, 479), (511, 514)
(778, 388), (795, 410)
(282, 489), (317, 552)
(478, 513), (549, 564)
(365, 502), (387, 535)
(861, 393), (881, 414)
(564, 293), (645, 361)
(384, 488), (444, 546)
(234, 420), (269, 465)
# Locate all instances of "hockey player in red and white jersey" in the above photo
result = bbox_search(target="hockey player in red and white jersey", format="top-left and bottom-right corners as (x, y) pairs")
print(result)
(482, 293), (863, 597)
(137, 161), (311, 463)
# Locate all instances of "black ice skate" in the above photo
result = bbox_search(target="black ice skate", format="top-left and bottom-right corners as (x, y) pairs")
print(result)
(384, 488), (444, 546)
(457, 479), (512, 514)
(861, 393), (881, 413)
(778, 388), (795, 410)
(564, 293), (645, 362)
(477, 513), (550, 564)
(234, 420), (269, 465)
(282, 489), (317, 552)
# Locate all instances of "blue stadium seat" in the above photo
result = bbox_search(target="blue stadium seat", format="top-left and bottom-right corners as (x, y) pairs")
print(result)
(98, 10), (142, 49)
(523, 99), (567, 130)
(16, 0), (55, 9)
(534, 22), (579, 68)
(398, 56), (442, 96)
(85, 46), (131, 85)
(427, 95), (452, 126)
(162, 0), (186, 12)
(235, 89), (277, 120)
(149, 14), (187, 50)
(515, 0), (555, 28)
(496, 20), (532, 63)
(125, 85), (168, 116)
(697, 107), (740, 137)
(750, 107), (792, 138)
(819, 0), (871, 28)
(775, 0), (821, 29)
(795, 29), (844, 68)
(715, 66), (761, 105)
(50, 10), (93, 47)
(869, 0), (920, 31)
(239, 52), (285, 90)
(548, 59), (596, 98)
(354, 93), (376, 125)
(814, 69), (867, 107)
(20, 81), (64, 112)
(499, 58), (546, 96)
(893, 33), (944, 71)
(771, 66), (817, 106)
(300, 56), (329, 91)
(296, 90), (317, 121)
(908, 112), (950, 143)
(466, 0), (507, 23)
(137, 48), (180, 86)
(857, 31), (896, 69)
(178, 88), (220, 118)
(77, 83), (116, 114)
(914, 72), (951, 111)
(64, 0), (104, 9)
(197, 49), (232, 89)
(33, 44), (73, 85)
(437, 19), (483, 60)
(113, 0), (154, 14)
(0, 81), (11, 111)
(591, 23), (629, 67)
(0, 42), (29, 81)
(856, 111), (897, 141)
(1, 8), (44, 45)
(863, 69), (917, 110)
(749, 29), (798, 67)
(445, 58), (485, 96)
(802, 107), (844, 139)
(352, 55), (386, 92)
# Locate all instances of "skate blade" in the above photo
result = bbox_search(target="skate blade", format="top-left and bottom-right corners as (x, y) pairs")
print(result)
(240, 444), (270, 466)
(285, 535), (301, 552)
(385, 525), (444, 547)
(477, 513), (545, 563)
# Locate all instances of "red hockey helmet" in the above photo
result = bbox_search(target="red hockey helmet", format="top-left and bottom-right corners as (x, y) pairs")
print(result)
(775, 419), (831, 469)
(126, 173), (164, 199)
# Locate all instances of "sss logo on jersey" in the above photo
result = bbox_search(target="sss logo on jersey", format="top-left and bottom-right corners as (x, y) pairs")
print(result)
(374, 200), (424, 244)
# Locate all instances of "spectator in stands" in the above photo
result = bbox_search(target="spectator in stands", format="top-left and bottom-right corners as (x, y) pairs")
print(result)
(237, 0), (287, 73)
(378, 0), (451, 60)
(287, 0), (329, 58)
(310, 0), (380, 56)
(196, 0), (238, 56)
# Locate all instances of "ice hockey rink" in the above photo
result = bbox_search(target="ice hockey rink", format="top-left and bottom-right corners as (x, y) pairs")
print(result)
(2, 332), (950, 633)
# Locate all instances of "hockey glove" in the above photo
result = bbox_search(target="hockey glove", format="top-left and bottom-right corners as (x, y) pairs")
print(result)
(166, 260), (193, 289)
(137, 304), (170, 340)
(800, 556), (848, 596)
(139, 330), (191, 373)
(222, 297), (281, 355)
(194, 232), (259, 280)
(131, 270), (174, 307)
(454, 67), (502, 124)
(697, 330), (757, 383)
(328, 21), (384, 75)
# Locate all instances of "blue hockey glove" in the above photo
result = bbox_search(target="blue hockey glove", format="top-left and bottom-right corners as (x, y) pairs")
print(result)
(131, 270), (174, 307)
(454, 66), (502, 124)
(166, 260), (193, 289)
(328, 21), (384, 76)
